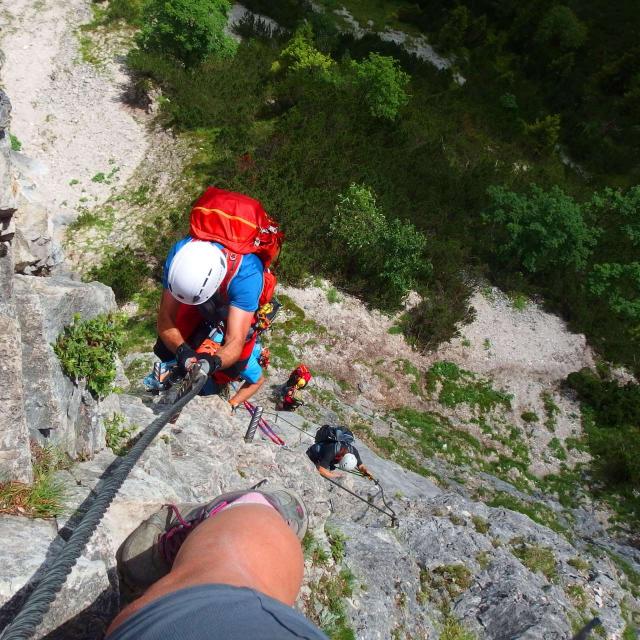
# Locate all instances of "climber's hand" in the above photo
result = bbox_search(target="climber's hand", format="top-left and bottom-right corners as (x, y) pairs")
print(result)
(198, 353), (222, 374)
(176, 343), (198, 374)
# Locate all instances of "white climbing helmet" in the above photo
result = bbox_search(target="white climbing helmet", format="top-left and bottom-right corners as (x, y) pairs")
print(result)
(167, 241), (227, 305)
(338, 453), (358, 471)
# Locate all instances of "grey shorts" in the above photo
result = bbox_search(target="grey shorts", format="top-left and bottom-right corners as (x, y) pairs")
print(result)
(107, 584), (328, 640)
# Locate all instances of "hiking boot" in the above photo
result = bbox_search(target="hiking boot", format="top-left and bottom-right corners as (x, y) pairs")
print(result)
(118, 488), (307, 591)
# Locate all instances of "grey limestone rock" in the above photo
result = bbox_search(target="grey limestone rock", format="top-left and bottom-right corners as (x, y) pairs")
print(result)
(13, 199), (63, 274)
(0, 313), (32, 482)
(13, 275), (116, 457)
(0, 90), (10, 135)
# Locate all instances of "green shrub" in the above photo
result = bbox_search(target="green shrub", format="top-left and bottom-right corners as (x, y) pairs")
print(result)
(104, 0), (146, 25)
(278, 24), (333, 74)
(136, 0), (237, 67)
(567, 368), (640, 488)
(331, 183), (385, 252)
(521, 411), (539, 423)
(329, 183), (429, 307)
(10, 134), (22, 151)
(105, 413), (135, 456)
(483, 185), (599, 274)
(54, 313), (124, 397)
(352, 53), (410, 120)
(86, 248), (150, 303)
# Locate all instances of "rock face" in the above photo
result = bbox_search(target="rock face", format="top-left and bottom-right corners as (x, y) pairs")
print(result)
(14, 274), (116, 456)
(0, 388), (635, 639)
(0, 84), (93, 481)
(13, 200), (63, 274)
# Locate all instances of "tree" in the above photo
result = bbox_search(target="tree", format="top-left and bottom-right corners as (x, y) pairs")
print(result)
(277, 23), (334, 74)
(534, 5), (587, 52)
(352, 53), (410, 120)
(436, 5), (470, 52)
(330, 183), (385, 251)
(330, 183), (428, 306)
(587, 187), (640, 321)
(137, 0), (237, 67)
(588, 263), (640, 321)
(523, 114), (561, 154)
(483, 184), (599, 273)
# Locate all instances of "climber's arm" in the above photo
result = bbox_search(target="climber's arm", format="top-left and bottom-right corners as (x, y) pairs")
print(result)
(214, 306), (254, 369)
(316, 465), (342, 480)
(157, 290), (185, 354)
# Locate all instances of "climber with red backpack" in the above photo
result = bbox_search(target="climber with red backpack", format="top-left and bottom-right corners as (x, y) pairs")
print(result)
(276, 364), (312, 411)
(153, 187), (283, 389)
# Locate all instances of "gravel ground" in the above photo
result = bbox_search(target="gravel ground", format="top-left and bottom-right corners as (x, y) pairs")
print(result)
(0, 0), (148, 230)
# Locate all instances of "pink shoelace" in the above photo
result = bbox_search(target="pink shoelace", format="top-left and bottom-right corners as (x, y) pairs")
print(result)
(158, 501), (229, 565)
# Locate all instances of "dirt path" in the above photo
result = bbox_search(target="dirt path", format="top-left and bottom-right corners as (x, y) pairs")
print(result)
(0, 0), (148, 229)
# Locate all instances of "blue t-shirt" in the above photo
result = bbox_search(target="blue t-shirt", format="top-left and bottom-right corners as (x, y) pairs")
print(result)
(163, 237), (263, 312)
(239, 341), (263, 384)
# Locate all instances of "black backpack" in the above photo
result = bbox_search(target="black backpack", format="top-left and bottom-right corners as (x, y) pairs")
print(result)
(315, 425), (355, 446)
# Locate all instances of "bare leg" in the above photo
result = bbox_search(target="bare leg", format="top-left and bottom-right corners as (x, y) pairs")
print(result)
(229, 377), (265, 408)
(107, 504), (304, 636)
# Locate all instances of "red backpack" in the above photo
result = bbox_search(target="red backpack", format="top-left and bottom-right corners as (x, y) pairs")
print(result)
(293, 364), (312, 384)
(190, 187), (284, 307)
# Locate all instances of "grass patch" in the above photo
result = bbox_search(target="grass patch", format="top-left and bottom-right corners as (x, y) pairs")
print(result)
(568, 557), (591, 572)
(394, 408), (486, 466)
(420, 564), (473, 608)
(86, 248), (150, 303)
(306, 569), (357, 640)
(511, 542), (558, 582)
(488, 492), (566, 535)
(54, 313), (124, 397)
(426, 361), (512, 413)
(0, 444), (70, 518)
(607, 551), (640, 598)
(548, 437), (568, 461)
(472, 515), (489, 534)
(303, 530), (330, 567)
(521, 411), (539, 423)
(326, 524), (347, 563)
(119, 288), (161, 355)
(326, 286), (342, 304)
(441, 616), (477, 640)
(541, 391), (560, 432)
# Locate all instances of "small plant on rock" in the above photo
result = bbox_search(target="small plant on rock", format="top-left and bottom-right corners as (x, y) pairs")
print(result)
(54, 313), (124, 397)
(105, 413), (135, 456)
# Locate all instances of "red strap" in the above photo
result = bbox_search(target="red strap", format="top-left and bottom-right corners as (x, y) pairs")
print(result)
(218, 249), (243, 302)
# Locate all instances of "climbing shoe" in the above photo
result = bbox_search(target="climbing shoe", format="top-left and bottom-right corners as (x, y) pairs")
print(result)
(117, 488), (307, 591)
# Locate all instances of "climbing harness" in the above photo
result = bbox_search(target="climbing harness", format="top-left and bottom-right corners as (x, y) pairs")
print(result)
(0, 362), (210, 640)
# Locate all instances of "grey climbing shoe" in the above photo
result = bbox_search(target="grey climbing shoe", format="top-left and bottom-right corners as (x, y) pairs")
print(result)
(117, 488), (308, 591)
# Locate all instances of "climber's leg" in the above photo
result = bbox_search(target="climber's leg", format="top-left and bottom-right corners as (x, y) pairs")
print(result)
(107, 500), (317, 638)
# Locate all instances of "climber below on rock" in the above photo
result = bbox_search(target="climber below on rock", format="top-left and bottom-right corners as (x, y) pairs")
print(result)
(276, 364), (312, 411)
(306, 425), (374, 480)
(107, 487), (327, 640)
